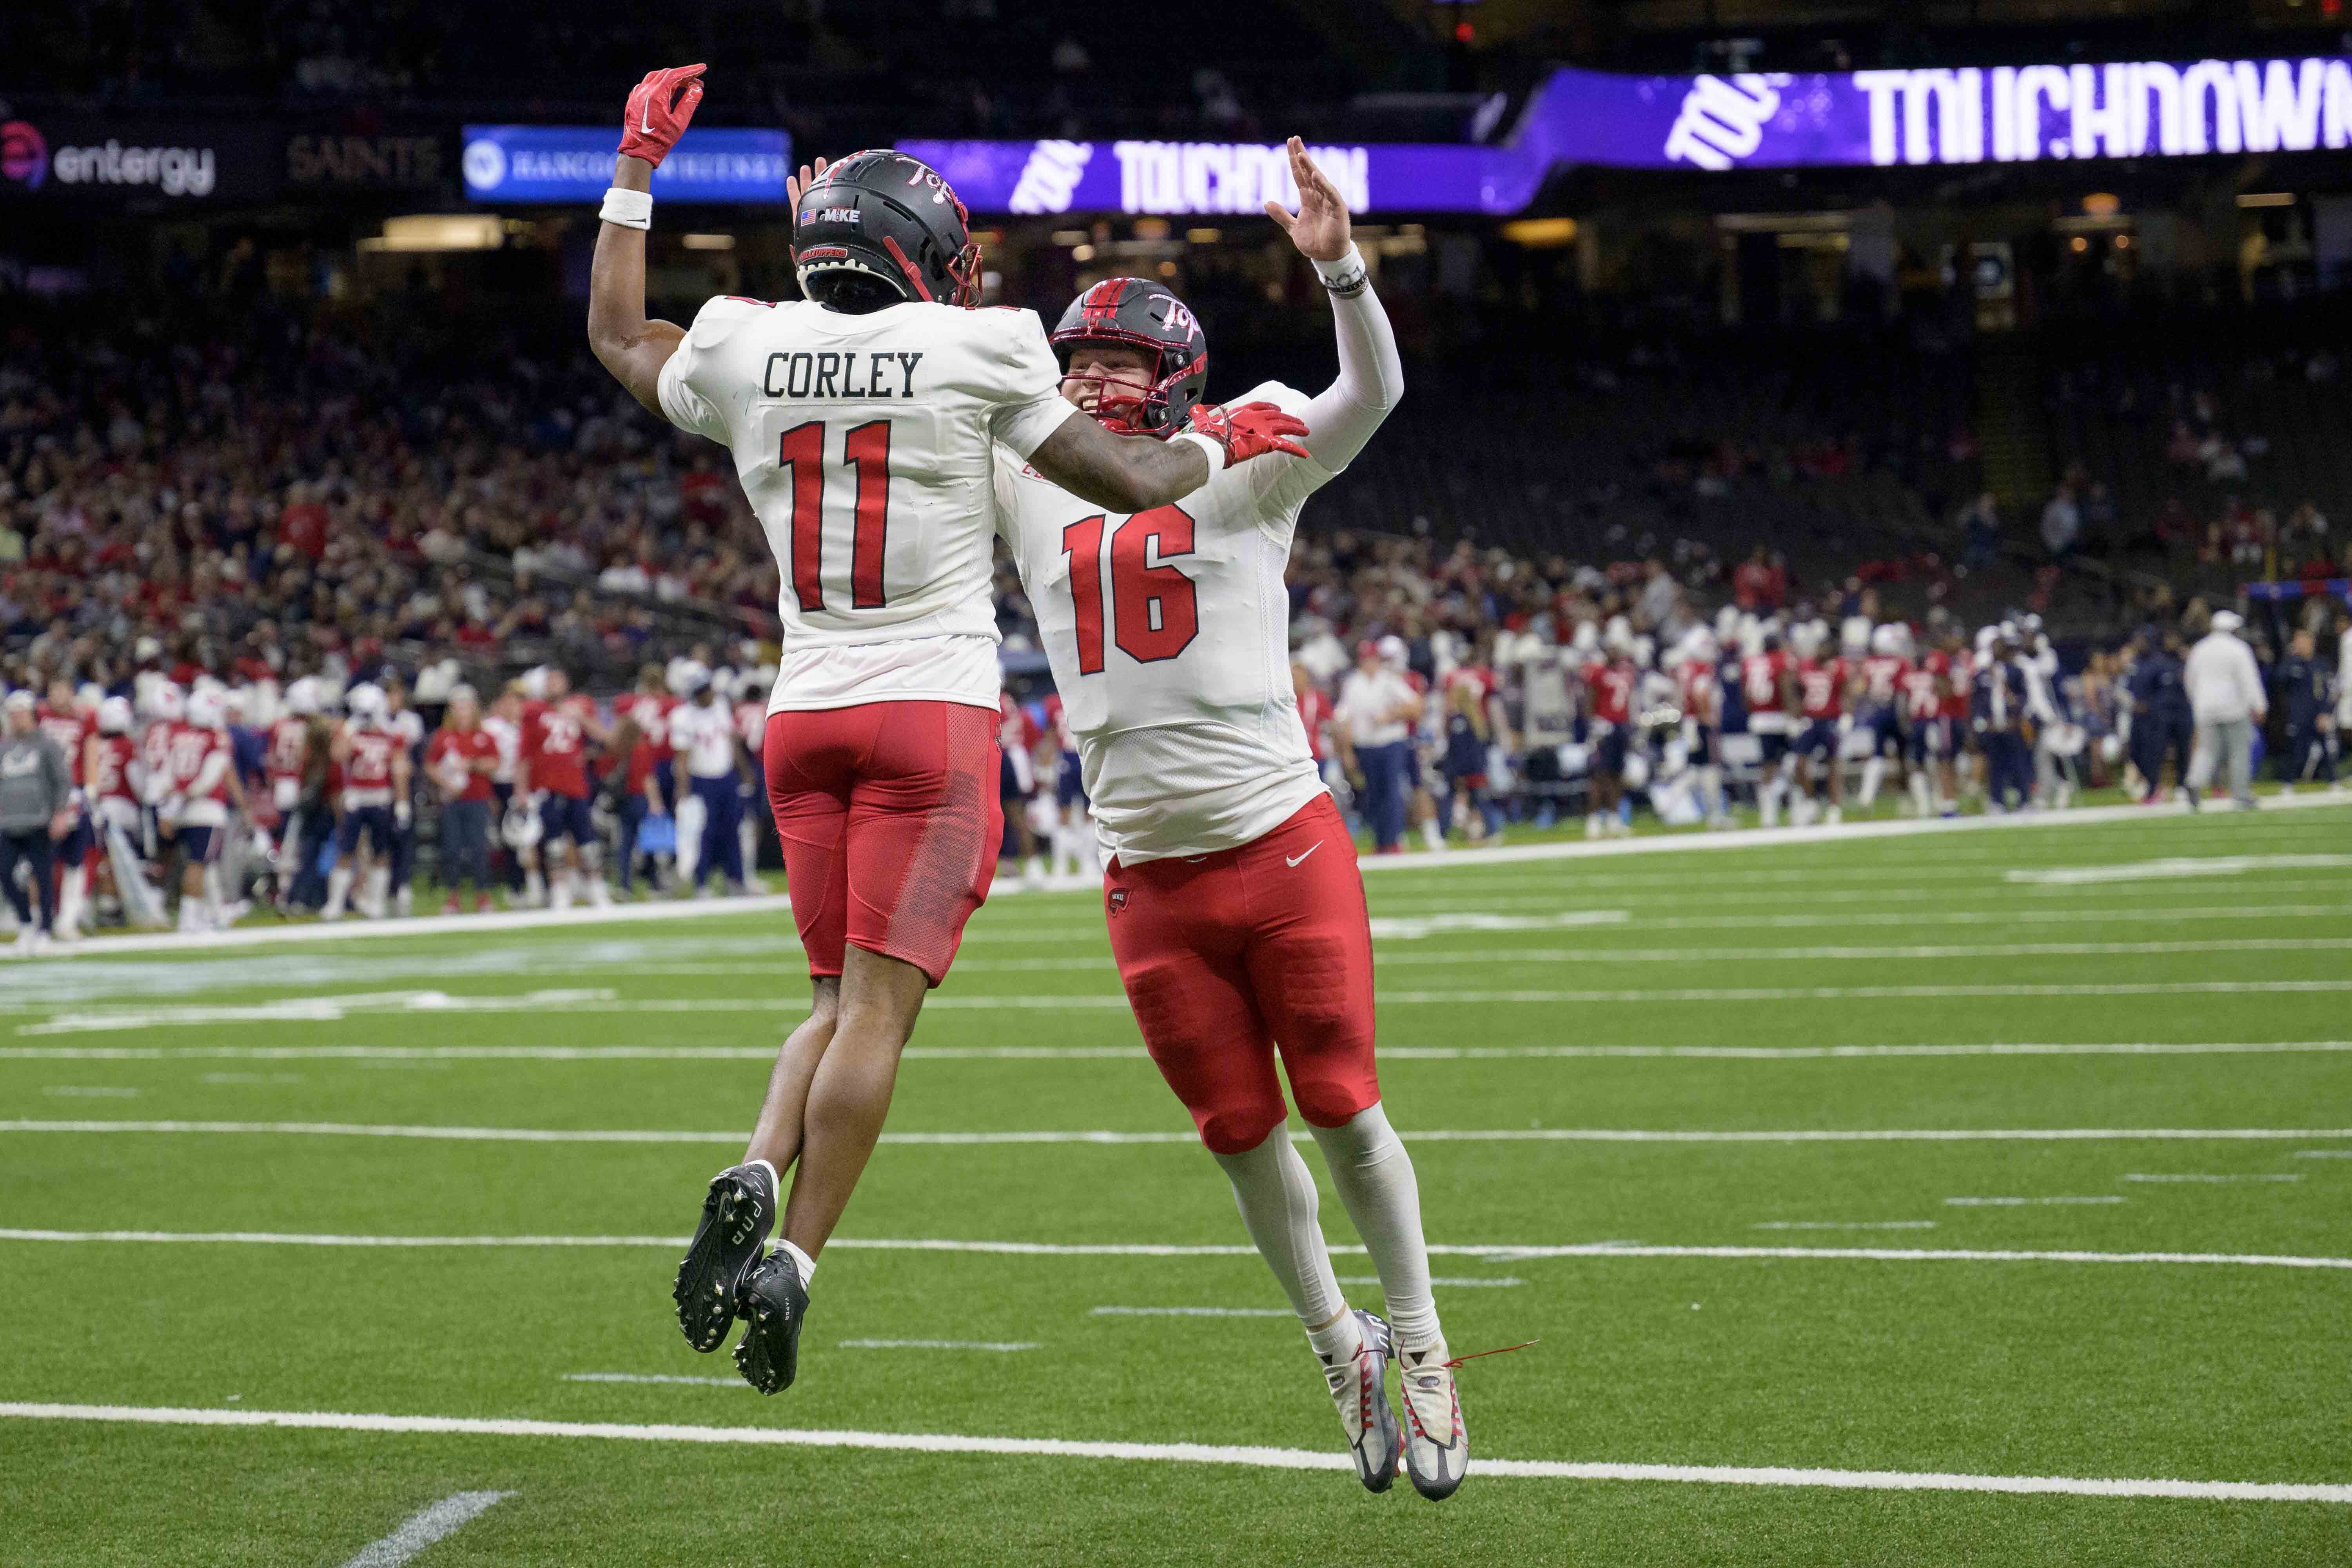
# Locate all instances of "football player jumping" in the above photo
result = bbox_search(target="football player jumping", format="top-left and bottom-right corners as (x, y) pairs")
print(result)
(995, 140), (1466, 1499)
(586, 65), (1308, 1394)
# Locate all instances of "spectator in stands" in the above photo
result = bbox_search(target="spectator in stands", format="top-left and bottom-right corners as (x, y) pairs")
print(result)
(1960, 493), (2002, 571)
(2040, 483), (2081, 563)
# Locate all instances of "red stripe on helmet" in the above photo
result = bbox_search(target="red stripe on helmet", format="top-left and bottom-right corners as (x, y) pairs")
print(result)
(881, 235), (933, 302)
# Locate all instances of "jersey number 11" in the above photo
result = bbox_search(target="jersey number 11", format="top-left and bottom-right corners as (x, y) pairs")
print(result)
(779, 419), (893, 613)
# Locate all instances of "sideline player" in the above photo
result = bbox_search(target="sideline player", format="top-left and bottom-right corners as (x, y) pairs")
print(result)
(322, 683), (408, 920)
(1790, 640), (1850, 825)
(584, 64), (1308, 1395)
(518, 668), (610, 910)
(996, 140), (1466, 1499)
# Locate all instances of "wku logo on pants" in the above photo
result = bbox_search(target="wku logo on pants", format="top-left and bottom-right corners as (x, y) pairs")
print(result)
(1108, 889), (1129, 915)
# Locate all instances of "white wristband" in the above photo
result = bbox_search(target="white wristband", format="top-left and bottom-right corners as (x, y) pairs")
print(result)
(600, 187), (653, 230)
(1173, 430), (1226, 472)
(1314, 244), (1368, 298)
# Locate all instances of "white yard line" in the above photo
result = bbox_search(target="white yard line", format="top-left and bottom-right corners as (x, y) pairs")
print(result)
(1371, 937), (2352, 966)
(2008, 855), (2352, 886)
(7, 1039), (2347, 1064)
(837, 1339), (1043, 1352)
(5, 1121), (2349, 1146)
(27, 976), (2346, 1034)
(337, 1490), (512, 1568)
(2121, 1174), (2304, 1183)
(1090, 1306), (1294, 1318)
(1752, 1221), (1938, 1231)
(1356, 792), (2352, 874)
(3, 1402), (2345, 1503)
(563, 1372), (743, 1387)
(1338, 1275), (1526, 1288)
(2, 1229), (2343, 1270)
(1945, 1196), (2126, 1207)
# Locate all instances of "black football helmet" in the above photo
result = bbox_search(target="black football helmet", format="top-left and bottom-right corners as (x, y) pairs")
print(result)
(1048, 278), (1209, 437)
(792, 149), (982, 310)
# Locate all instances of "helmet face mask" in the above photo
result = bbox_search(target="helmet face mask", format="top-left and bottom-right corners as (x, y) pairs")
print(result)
(793, 150), (982, 311)
(1050, 279), (1207, 438)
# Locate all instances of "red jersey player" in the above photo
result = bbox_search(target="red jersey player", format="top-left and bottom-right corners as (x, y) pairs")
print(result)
(1791, 646), (1851, 822)
(163, 686), (243, 932)
(322, 683), (410, 920)
(516, 667), (608, 909)
(1738, 634), (1798, 826)
(997, 141), (1466, 1499)
(1579, 646), (1639, 838)
(587, 66), (1305, 1396)
(1853, 626), (1911, 811)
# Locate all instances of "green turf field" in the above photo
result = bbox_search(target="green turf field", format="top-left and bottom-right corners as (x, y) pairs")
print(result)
(3, 803), (2349, 1565)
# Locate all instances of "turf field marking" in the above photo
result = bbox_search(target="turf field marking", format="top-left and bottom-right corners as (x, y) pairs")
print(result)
(5, 1403), (2346, 1503)
(2294, 1151), (2352, 1158)
(31, 977), (2346, 1033)
(1751, 1221), (1938, 1231)
(39, 1085), (139, 1097)
(6, 1229), (2350, 1270)
(10, 1120), (2352, 1145)
(2120, 1173), (2303, 1183)
(1338, 1274), (1526, 1287)
(1372, 936), (2352, 965)
(1366, 910), (1629, 939)
(564, 1372), (744, 1387)
(838, 1339), (1044, 1352)
(1944, 1196), (2126, 1207)
(9, 1039), (2350, 1063)
(336, 1489), (513, 1568)
(2008, 854), (2352, 886)
(1091, 1306), (1295, 1318)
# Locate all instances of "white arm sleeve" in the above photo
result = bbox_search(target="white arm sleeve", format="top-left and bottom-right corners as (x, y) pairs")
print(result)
(1294, 248), (1403, 475)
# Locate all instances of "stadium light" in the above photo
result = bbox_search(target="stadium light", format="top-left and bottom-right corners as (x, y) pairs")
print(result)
(358, 214), (503, 252)
(680, 234), (737, 250)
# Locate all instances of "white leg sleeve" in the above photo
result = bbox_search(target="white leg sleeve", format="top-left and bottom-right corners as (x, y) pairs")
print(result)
(1305, 1103), (1441, 1350)
(323, 864), (353, 916)
(1211, 1131), (1346, 1329)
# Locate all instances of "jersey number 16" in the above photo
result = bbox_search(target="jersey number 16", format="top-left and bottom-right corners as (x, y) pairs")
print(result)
(1060, 508), (1200, 675)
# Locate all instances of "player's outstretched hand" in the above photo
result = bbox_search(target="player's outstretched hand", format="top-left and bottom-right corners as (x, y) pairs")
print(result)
(786, 156), (833, 211)
(620, 64), (707, 167)
(1263, 135), (1351, 263)
(1191, 401), (1310, 465)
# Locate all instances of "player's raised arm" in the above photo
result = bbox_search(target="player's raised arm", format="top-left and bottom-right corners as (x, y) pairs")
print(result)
(587, 65), (704, 414)
(1265, 136), (1403, 472)
(1025, 398), (1307, 513)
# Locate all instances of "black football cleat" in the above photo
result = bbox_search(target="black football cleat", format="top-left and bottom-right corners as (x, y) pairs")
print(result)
(673, 1160), (776, 1353)
(733, 1246), (809, 1395)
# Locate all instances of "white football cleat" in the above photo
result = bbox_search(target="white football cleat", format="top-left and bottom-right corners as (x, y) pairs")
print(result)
(1397, 1340), (1468, 1501)
(1321, 1309), (1401, 1493)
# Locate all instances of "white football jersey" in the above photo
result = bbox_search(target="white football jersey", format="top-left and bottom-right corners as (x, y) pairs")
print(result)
(671, 700), (740, 779)
(996, 381), (1331, 863)
(659, 297), (1080, 713)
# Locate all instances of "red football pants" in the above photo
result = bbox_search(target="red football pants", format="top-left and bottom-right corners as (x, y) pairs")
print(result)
(1103, 794), (1379, 1154)
(764, 700), (1001, 986)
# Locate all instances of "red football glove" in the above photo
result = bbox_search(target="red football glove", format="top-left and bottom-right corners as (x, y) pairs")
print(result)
(1188, 401), (1310, 465)
(620, 64), (706, 167)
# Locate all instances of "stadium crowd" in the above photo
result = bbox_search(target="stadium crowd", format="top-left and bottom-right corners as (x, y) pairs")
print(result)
(3, 305), (2348, 943)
